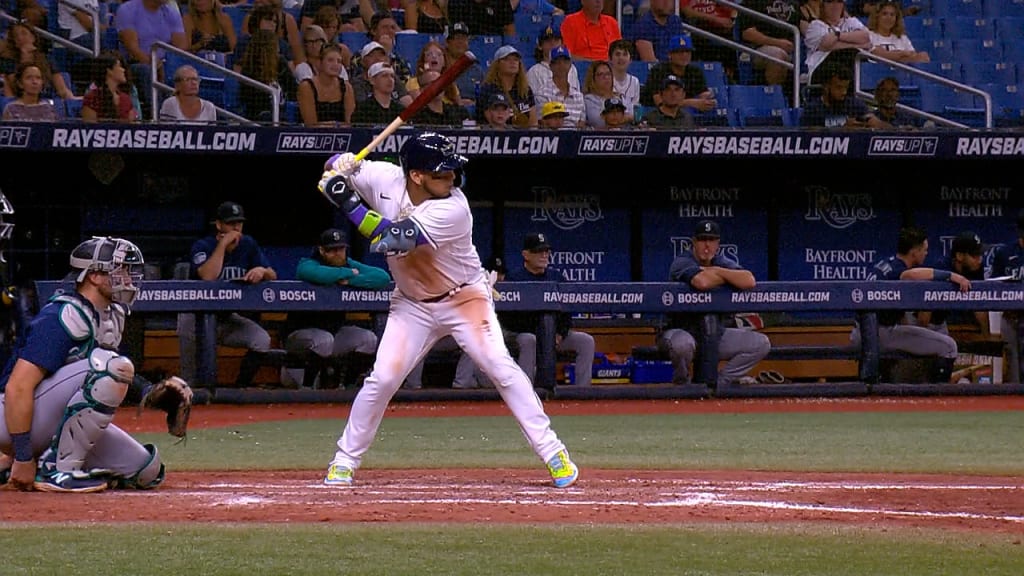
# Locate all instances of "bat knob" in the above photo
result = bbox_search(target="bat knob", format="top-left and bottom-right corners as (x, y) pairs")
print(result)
(463, 50), (478, 62)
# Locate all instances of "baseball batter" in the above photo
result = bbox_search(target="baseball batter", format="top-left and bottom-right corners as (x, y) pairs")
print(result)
(0, 237), (186, 492)
(316, 131), (578, 488)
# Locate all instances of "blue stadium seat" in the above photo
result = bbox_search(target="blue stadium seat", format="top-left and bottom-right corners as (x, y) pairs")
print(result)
(1003, 38), (1024, 63)
(727, 84), (786, 113)
(470, 35), (504, 64)
(931, 0), (985, 17)
(907, 61), (962, 85)
(985, 0), (1024, 18)
(628, 61), (650, 85)
(64, 97), (83, 119)
(904, 16), (943, 41)
(919, 83), (987, 126)
(692, 106), (737, 127)
(942, 16), (996, 40)
(857, 62), (909, 91)
(0, 96), (14, 117)
(394, 33), (444, 67)
(551, 13), (565, 36)
(961, 61), (1017, 85)
(953, 38), (1004, 62)
(513, 12), (551, 44)
(223, 5), (249, 35)
(976, 82), (1024, 125)
(283, 100), (300, 124)
(696, 61), (727, 91)
(995, 16), (1024, 43)
(921, 38), (956, 62)
(340, 32), (370, 57)
(735, 106), (791, 127)
(574, 61), (590, 82)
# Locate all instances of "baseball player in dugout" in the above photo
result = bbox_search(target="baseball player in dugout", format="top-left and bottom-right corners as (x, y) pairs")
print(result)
(504, 232), (597, 387)
(1, 235), (193, 493)
(661, 220), (771, 388)
(991, 209), (1024, 383)
(316, 131), (579, 488)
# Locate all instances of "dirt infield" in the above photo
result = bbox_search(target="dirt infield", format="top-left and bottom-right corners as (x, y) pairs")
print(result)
(3, 396), (1023, 532)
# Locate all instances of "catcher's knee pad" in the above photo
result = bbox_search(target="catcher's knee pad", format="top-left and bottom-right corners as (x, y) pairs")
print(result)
(115, 443), (165, 490)
(54, 348), (135, 473)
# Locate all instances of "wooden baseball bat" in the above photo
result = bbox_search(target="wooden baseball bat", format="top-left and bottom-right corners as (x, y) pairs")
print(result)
(353, 51), (479, 162)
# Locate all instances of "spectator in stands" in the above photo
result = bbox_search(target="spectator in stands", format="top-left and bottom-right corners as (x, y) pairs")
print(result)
(234, 29), (295, 121)
(116, 0), (189, 116)
(859, 225), (965, 384)
(282, 227), (390, 388)
(0, 22), (78, 101)
(680, 0), (738, 82)
(608, 39), (641, 120)
(183, 0), (237, 54)
(798, 0), (822, 34)
(868, 1), (929, 64)
(444, 22), (485, 106)
(401, 0), (449, 33)
(631, 0), (685, 63)
(505, 233), (596, 387)
(641, 74), (695, 128)
(82, 51), (139, 123)
(804, 0), (871, 85)
(446, 0), (515, 37)
(799, 63), (887, 128)
(310, 6), (356, 70)
(919, 231), (988, 337)
(990, 210), (1024, 383)
(406, 40), (462, 104)
(532, 46), (586, 128)
(409, 68), (471, 125)
(526, 28), (582, 98)
(300, 0), (364, 37)
(350, 41), (413, 105)
(539, 100), (572, 128)
(661, 220), (771, 389)
(240, 0), (304, 69)
(871, 76), (927, 129)
(481, 91), (514, 128)
(178, 201), (278, 385)
(583, 60), (631, 128)
(1, 63), (61, 122)
(517, 0), (563, 16)
(559, 0), (622, 62)
(297, 44), (357, 125)
(348, 11), (413, 87)
(599, 96), (631, 129)
(351, 61), (405, 124)
(159, 64), (219, 123)
(58, 0), (103, 50)
(476, 45), (537, 128)
(737, 0), (800, 88)
(640, 35), (716, 112)
(295, 24), (350, 84)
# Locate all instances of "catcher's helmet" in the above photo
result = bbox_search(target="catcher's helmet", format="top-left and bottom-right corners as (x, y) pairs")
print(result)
(399, 131), (468, 174)
(70, 237), (145, 305)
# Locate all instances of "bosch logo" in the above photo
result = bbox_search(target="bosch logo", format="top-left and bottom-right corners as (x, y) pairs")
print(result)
(851, 288), (863, 303)
(262, 288), (276, 303)
(279, 290), (317, 301)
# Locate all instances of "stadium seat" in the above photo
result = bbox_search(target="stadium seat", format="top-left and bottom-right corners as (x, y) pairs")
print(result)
(976, 82), (1023, 125)
(394, 33), (444, 67)
(985, 0), (1024, 18)
(573, 61), (590, 81)
(921, 38), (956, 63)
(692, 106), (737, 127)
(995, 17), (1024, 43)
(942, 16), (996, 40)
(470, 35), (504, 64)
(628, 61), (651, 85)
(961, 61), (1017, 86)
(907, 61), (962, 84)
(857, 62), (909, 91)
(551, 13), (565, 35)
(919, 83), (987, 126)
(1002, 38), (1024, 63)
(904, 16), (943, 41)
(953, 38), (1004, 62)
(340, 31), (370, 56)
(735, 106), (791, 127)
(696, 61), (727, 91)
(931, 0), (985, 17)
(0, 96), (13, 117)
(727, 84), (786, 113)
(223, 5), (249, 35)
(64, 97), (83, 119)
(513, 12), (550, 44)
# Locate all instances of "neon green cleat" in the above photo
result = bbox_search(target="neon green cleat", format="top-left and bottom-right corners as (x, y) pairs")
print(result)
(324, 464), (354, 486)
(546, 450), (579, 488)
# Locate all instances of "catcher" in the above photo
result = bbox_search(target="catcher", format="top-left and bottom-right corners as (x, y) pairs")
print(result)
(0, 236), (192, 492)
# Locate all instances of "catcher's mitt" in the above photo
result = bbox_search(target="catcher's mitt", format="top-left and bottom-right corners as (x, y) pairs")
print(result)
(141, 376), (193, 439)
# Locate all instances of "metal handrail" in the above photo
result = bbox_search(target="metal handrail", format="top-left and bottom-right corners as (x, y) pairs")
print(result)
(0, 8), (95, 58)
(149, 41), (278, 125)
(853, 50), (992, 129)
(56, 0), (103, 57)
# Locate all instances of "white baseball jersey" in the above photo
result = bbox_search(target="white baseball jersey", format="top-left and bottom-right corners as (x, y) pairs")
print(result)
(348, 160), (484, 301)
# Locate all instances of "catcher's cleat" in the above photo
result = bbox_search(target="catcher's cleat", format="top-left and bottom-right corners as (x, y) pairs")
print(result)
(34, 470), (109, 493)
(324, 463), (354, 486)
(546, 449), (579, 489)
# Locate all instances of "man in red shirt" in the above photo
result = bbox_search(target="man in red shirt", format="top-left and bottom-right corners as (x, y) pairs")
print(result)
(559, 0), (622, 61)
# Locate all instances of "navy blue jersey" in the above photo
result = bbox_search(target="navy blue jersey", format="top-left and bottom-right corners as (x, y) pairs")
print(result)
(869, 255), (908, 326)
(667, 251), (742, 334)
(189, 235), (272, 281)
(991, 240), (1024, 280)
(927, 256), (985, 326)
(0, 293), (96, 393)
(503, 265), (569, 336)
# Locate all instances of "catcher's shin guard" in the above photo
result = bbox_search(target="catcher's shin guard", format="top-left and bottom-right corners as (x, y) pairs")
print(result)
(52, 348), (134, 474)
(113, 443), (165, 489)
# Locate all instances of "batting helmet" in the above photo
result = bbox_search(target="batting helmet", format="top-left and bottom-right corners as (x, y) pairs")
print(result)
(399, 132), (468, 174)
(70, 237), (145, 305)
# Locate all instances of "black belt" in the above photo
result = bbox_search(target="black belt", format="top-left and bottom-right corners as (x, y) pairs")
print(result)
(421, 283), (470, 304)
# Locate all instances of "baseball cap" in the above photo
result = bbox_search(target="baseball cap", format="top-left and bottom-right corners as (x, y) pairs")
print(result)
(694, 220), (721, 239)
(493, 45), (520, 61)
(367, 62), (394, 78)
(601, 97), (627, 115)
(216, 201), (245, 223)
(549, 45), (571, 62)
(541, 101), (568, 118)
(662, 74), (684, 90)
(319, 228), (349, 249)
(538, 27), (560, 42)
(485, 255), (508, 275)
(523, 233), (552, 252)
(487, 92), (511, 109)
(951, 231), (982, 256)
(447, 21), (470, 37)
(668, 34), (693, 52)
(359, 41), (386, 59)
(304, 25), (328, 43)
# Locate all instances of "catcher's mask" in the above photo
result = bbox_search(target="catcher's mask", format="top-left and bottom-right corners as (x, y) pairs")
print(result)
(70, 236), (145, 306)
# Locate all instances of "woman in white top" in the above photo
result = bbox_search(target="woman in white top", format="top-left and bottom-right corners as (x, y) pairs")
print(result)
(582, 60), (632, 128)
(159, 65), (218, 123)
(868, 1), (930, 63)
(804, 0), (872, 84)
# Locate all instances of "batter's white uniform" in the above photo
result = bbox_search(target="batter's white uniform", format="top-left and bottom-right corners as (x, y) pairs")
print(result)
(329, 160), (568, 470)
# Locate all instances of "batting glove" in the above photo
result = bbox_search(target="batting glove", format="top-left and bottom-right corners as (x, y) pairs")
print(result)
(325, 152), (362, 177)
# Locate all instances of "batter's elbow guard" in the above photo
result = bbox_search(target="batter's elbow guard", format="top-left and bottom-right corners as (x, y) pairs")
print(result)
(320, 174), (364, 214)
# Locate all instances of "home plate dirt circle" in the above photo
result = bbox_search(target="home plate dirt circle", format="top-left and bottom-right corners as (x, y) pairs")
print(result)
(5, 469), (1021, 532)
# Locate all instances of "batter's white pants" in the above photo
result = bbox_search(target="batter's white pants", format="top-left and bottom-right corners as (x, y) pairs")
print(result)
(331, 281), (568, 470)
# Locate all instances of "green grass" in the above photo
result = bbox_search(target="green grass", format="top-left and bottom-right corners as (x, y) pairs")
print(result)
(2, 523), (1022, 575)
(149, 411), (1024, 475)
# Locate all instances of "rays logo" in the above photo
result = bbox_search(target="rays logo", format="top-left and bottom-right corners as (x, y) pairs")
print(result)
(671, 237), (740, 262)
(804, 187), (875, 229)
(851, 288), (864, 303)
(262, 287), (276, 303)
(529, 187), (603, 231)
